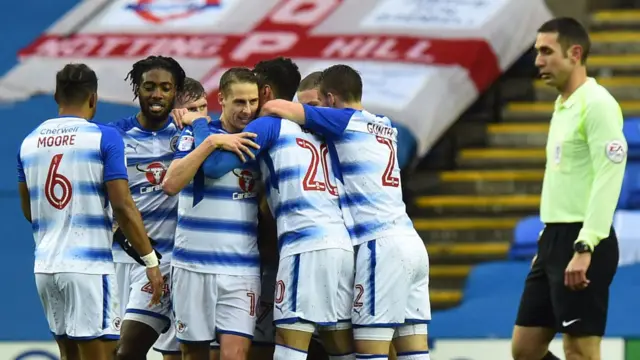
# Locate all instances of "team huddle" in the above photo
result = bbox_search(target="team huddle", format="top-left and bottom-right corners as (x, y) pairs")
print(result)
(16, 55), (431, 360)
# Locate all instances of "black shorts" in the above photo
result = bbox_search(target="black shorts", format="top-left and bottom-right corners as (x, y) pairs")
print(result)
(515, 222), (619, 336)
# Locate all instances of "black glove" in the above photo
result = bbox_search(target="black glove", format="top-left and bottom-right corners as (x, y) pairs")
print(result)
(113, 227), (162, 267)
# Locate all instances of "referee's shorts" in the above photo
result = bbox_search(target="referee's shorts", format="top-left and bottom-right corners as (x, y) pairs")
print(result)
(515, 222), (619, 336)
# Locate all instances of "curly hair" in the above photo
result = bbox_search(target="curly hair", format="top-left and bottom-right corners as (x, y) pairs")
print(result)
(125, 55), (186, 99)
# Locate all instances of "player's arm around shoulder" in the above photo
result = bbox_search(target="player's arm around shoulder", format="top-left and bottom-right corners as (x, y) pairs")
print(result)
(579, 94), (627, 248)
(261, 100), (353, 138)
(163, 125), (213, 195)
(260, 99), (305, 124)
(200, 117), (277, 179)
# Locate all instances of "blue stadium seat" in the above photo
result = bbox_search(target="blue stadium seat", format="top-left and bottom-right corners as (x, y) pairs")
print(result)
(430, 293), (523, 338)
(508, 216), (544, 260)
(618, 163), (640, 209)
(463, 261), (530, 301)
(624, 118), (640, 160)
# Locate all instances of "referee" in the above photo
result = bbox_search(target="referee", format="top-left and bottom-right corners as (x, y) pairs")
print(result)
(511, 18), (625, 360)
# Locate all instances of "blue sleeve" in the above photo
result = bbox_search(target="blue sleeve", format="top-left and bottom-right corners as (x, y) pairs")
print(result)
(99, 124), (128, 182)
(303, 105), (355, 139)
(192, 118), (210, 147)
(17, 150), (25, 182)
(174, 126), (195, 160)
(202, 116), (281, 179)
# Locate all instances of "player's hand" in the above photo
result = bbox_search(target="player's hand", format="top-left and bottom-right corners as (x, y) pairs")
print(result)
(564, 252), (591, 290)
(172, 108), (211, 128)
(208, 133), (259, 163)
(145, 266), (164, 307)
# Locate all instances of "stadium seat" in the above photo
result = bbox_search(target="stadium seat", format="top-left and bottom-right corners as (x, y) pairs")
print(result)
(618, 163), (640, 209)
(430, 293), (523, 338)
(432, 264), (640, 338)
(508, 215), (544, 260)
(604, 264), (640, 337)
(462, 261), (530, 301)
(624, 118), (640, 160)
(614, 210), (640, 266)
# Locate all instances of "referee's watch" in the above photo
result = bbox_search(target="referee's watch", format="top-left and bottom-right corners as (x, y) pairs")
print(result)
(574, 241), (592, 254)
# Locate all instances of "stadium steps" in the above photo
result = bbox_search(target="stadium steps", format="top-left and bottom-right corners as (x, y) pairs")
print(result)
(591, 31), (640, 54)
(429, 265), (472, 309)
(503, 100), (640, 121)
(486, 123), (548, 148)
(534, 76), (640, 101)
(423, 7), (638, 312)
(434, 170), (543, 195)
(413, 194), (540, 217)
(456, 148), (545, 168)
(591, 9), (640, 30)
(415, 217), (519, 243)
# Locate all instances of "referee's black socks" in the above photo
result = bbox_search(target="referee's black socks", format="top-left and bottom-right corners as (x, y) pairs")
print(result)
(542, 351), (560, 360)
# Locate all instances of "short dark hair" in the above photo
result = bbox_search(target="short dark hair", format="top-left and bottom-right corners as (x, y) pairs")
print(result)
(178, 77), (206, 105)
(55, 63), (98, 106)
(538, 17), (591, 64)
(125, 56), (186, 99)
(219, 67), (258, 97)
(319, 64), (362, 103)
(253, 57), (301, 100)
(298, 71), (322, 92)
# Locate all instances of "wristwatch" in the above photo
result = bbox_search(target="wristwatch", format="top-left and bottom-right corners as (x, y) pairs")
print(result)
(573, 241), (592, 254)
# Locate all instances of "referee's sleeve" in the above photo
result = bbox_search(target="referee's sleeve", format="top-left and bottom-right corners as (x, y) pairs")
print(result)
(579, 97), (627, 249)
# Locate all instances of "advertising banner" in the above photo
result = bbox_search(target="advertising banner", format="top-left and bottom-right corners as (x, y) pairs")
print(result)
(430, 338), (625, 360)
(0, 342), (163, 360)
(0, 0), (551, 155)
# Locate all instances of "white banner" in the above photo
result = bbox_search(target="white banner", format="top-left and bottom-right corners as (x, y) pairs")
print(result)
(0, 342), (163, 360)
(430, 338), (625, 360)
(0, 0), (551, 156)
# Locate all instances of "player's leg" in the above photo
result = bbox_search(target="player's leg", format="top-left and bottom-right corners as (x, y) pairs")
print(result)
(153, 322), (182, 360)
(352, 240), (402, 358)
(392, 236), (430, 359)
(249, 297), (276, 360)
(58, 273), (121, 360)
(389, 343), (397, 360)
(56, 336), (80, 360)
(210, 342), (220, 360)
(512, 226), (557, 360)
(36, 274), (79, 359)
(272, 253), (316, 359)
(172, 267), (218, 360)
(308, 337), (329, 360)
(215, 274), (261, 360)
(554, 225), (619, 360)
(317, 248), (356, 360)
(117, 262), (172, 360)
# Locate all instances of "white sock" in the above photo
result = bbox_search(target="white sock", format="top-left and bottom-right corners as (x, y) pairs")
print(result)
(273, 344), (307, 360)
(356, 355), (388, 359)
(396, 351), (430, 360)
(329, 354), (356, 360)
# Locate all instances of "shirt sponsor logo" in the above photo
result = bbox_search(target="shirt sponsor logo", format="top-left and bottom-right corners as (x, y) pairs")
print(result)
(232, 169), (258, 200)
(177, 135), (194, 151)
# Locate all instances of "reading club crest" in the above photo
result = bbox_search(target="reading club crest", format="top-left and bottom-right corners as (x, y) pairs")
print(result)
(126, 0), (222, 24)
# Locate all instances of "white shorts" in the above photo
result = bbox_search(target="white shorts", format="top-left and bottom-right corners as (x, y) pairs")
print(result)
(274, 248), (354, 329)
(115, 262), (179, 354)
(171, 267), (261, 343)
(36, 273), (121, 340)
(352, 236), (431, 327)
